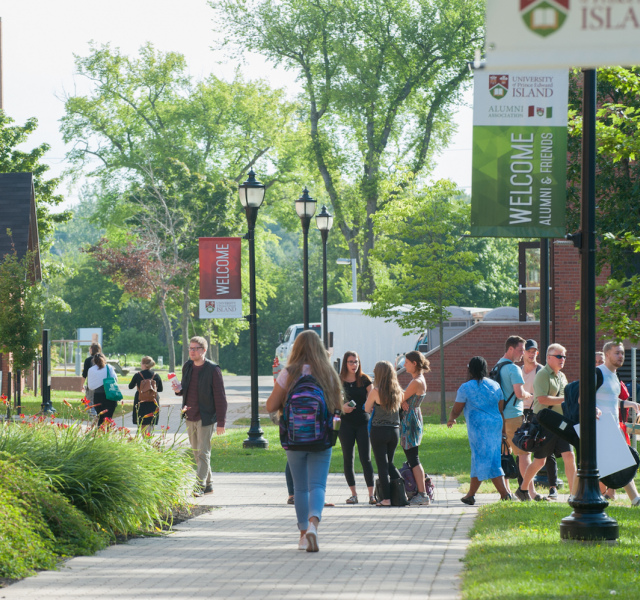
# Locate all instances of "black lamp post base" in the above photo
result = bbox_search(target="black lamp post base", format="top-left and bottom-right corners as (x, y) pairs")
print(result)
(560, 511), (619, 541)
(243, 431), (269, 449)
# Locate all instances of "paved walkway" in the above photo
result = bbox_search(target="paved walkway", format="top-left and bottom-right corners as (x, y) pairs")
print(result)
(1, 473), (488, 600)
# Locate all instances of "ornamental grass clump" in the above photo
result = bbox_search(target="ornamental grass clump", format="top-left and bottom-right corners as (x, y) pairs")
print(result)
(0, 452), (107, 579)
(0, 417), (194, 537)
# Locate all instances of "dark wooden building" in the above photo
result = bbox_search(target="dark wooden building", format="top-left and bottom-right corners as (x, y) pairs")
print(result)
(0, 173), (42, 397)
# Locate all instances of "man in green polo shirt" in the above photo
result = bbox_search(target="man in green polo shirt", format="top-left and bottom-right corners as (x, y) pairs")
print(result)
(516, 343), (577, 501)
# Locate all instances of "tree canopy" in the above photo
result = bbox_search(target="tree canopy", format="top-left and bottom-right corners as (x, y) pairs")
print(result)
(215, 0), (485, 297)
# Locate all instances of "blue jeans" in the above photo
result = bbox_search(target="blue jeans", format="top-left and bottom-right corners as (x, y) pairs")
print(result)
(286, 448), (332, 530)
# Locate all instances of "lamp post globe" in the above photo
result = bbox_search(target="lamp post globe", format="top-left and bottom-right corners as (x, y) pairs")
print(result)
(239, 169), (268, 449)
(296, 188), (316, 330)
(316, 205), (333, 350)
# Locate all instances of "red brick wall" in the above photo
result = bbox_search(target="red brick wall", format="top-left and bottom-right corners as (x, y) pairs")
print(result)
(417, 241), (611, 393)
(0, 353), (10, 397)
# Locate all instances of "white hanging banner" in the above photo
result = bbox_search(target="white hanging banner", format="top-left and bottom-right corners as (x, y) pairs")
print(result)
(485, 0), (640, 70)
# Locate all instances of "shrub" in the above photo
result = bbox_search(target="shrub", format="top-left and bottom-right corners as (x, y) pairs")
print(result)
(103, 327), (168, 360)
(0, 418), (194, 537)
(0, 452), (108, 578)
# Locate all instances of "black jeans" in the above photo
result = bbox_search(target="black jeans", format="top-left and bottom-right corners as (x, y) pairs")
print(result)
(370, 426), (401, 500)
(339, 419), (375, 488)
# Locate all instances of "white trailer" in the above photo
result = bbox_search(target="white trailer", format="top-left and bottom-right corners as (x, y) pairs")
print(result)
(325, 302), (414, 375)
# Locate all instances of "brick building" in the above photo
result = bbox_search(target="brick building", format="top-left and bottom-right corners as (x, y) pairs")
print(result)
(411, 240), (611, 401)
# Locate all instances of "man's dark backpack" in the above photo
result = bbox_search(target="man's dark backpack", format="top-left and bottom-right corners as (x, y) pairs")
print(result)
(562, 369), (604, 424)
(489, 361), (515, 407)
(138, 373), (158, 403)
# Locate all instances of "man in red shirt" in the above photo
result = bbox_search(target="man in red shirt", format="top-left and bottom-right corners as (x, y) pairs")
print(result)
(173, 336), (227, 495)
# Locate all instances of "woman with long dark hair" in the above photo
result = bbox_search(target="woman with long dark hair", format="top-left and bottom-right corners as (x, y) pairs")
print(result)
(401, 351), (430, 506)
(87, 353), (118, 426)
(339, 351), (375, 505)
(266, 330), (343, 552)
(447, 356), (511, 504)
(365, 361), (403, 507)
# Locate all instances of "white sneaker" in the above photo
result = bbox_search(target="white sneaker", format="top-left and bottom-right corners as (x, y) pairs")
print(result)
(298, 535), (308, 551)
(631, 496), (640, 507)
(409, 492), (431, 506)
(305, 523), (319, 552)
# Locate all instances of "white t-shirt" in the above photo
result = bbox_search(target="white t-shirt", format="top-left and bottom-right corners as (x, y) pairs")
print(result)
(521, 364), (541, 408)
(595, 364), (620, 420)
(87, 364), (117, 391)
(276, 364), (311, 389)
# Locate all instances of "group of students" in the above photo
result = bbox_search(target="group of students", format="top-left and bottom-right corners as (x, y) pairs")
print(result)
(266, 331), (432, 553)
(81, 343), (163, 427)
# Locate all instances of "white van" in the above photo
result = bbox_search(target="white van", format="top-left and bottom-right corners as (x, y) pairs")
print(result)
(275, 323), (322, 365)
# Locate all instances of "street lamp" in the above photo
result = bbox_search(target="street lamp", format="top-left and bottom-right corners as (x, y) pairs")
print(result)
(336, 258), (357, 302)
(315, 205), (333, 349)
(239, 169), (268, 449)
(296, 187), (316, 330)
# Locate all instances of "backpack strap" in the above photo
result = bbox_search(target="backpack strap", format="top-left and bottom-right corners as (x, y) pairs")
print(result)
(494, 361), (515, 408)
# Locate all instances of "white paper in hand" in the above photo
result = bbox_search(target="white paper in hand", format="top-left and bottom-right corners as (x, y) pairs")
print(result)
(574, 413), (636, 479)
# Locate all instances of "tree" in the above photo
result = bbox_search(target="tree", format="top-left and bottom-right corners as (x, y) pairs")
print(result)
(567, 68), (640, 274)
(85, 239), (187, 372)
(0, 236), (44, 380)
(0, 112), (69, 248)
(597, 231), (640, 344)
(215, 0), (485, 297)
(365, 179), (479, 422)
(61, 43), (299, 363)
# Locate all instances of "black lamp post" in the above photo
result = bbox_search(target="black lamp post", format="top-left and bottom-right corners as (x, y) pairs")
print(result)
(295, 187), (316, 330)
(315, 205), (333, 349)
(239, 169), (268, 449)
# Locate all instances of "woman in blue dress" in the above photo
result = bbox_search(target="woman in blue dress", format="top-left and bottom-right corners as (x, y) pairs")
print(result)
(447, 356), (511, 505)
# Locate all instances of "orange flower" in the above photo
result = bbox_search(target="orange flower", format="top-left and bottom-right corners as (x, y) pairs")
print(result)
(63, 399), (73, 408)
(98, 409), (108, 415)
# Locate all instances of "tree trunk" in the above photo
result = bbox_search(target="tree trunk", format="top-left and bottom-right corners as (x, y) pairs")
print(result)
(209, 321), (220, 363)
(181, 279), (190, 364)
(159, 296), (176, 372)
(439, 308), (446, 424)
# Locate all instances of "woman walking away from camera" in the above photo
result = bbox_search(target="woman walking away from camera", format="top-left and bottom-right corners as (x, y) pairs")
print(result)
(87, 353), (118, 426)
(340, 351), (375, 505)
(401, 351), (430, 506)
(448, 356), (511, 504)
(128, 356), (163, 431)
(266, 330), (343, 553)
(365, 361), (403, 506)
(81, 343), (101, 418)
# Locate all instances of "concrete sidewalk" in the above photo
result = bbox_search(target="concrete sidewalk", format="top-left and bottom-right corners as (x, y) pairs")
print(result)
(1, 473), (483, 600)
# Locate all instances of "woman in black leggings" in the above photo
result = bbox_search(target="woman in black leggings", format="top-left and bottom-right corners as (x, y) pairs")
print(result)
(339, 351), (375, 505)
(365, 361), (403, 506)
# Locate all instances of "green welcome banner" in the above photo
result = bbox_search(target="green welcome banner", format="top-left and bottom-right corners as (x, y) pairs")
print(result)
(471, 70), (569, 238)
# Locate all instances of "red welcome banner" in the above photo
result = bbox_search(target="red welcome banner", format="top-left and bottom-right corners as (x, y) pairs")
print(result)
(198, 238), (242, 319)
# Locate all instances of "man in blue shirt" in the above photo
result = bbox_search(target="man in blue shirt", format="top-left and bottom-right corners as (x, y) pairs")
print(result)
(494, 336), (532, 498)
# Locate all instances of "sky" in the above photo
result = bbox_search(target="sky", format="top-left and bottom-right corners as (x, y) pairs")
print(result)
(1, 0), (473, 212)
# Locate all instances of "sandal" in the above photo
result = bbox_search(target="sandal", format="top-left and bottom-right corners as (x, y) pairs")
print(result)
(346, 495), (358, 504)
(287, 495), (294, 505)
(376, 501), (391, 507)
(369, 495), (377, 505)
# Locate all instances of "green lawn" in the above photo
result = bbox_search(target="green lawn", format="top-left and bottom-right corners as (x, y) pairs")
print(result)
(462, 502), (640, 600)
(5, 390), (134, 420)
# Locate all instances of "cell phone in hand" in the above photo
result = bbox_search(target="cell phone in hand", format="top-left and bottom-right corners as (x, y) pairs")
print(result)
(348, 400), (356, 408)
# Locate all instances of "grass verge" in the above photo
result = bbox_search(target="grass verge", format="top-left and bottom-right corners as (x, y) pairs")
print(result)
(4, 390), (134, 419)
(462, 502), (640, 600)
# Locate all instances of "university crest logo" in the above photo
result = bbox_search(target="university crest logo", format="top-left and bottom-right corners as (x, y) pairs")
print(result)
(489, 75), (509, 99)
(520, 0), (569, 37)
(205, 301), (216, 313)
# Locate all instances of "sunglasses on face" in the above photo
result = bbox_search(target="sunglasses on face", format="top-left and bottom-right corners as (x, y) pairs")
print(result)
(549, 354), (566, 360)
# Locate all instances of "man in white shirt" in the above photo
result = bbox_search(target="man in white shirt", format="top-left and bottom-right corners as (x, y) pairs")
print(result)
(597, 342), (640, 506)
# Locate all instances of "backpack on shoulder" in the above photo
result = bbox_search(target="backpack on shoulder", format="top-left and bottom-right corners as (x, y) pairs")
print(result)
(562, 369), (604, 424)
(138, 373), (158, 403)
(489, 361), (515, 407)
(279, 374), (336, 451)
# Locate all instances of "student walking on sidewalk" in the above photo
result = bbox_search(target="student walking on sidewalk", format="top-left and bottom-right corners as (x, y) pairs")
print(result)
(266, 330), (343, 553)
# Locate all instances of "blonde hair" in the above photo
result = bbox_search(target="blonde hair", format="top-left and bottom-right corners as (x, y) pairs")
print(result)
(141, 356), (155, 369)
(190, 336), (208, 352)
(285, 330), (343, 413)
(373, 361), (403, 412)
